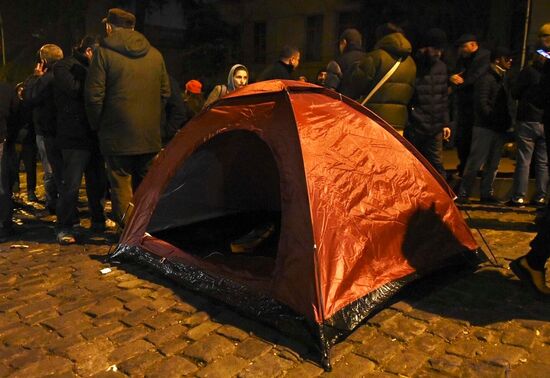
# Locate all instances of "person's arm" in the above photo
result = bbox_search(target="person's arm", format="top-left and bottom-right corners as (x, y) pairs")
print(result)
(462, 49), (490, 88)
(345, 54), (377, 101)
(203, 85), (223, 108)
(84, 49), (106, 131)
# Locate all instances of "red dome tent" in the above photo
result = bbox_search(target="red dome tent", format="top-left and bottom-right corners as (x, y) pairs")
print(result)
(112, 80), (485, 369)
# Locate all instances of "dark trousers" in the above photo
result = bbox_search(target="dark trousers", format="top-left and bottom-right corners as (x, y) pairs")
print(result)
(36, 135), (61, 209)
(525, 120), (550, 270)
(406, 129), (446, 178)
(105, 153), (156, 226)
(12, 143), (38, 194)
(0, 141), (14, 229)
(456, 105), (474, 176)
(56, 149), (106, 230)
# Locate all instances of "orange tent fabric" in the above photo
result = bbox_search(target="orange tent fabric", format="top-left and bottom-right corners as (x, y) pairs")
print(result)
(115, 79), (482, 332)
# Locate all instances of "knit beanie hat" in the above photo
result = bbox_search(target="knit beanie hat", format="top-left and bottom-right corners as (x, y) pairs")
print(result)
(538, 23), (550, 37)
(185, 80), (202, 94)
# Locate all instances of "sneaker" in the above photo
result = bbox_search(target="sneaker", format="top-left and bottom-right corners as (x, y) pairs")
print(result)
(509, 257), (550, 295)
(480, 195), (502, 205)
(531, 196), (546, 207)
(455, 195), (470, 205)
(57, 231), (76, 245)
(508, 197), (526, 207)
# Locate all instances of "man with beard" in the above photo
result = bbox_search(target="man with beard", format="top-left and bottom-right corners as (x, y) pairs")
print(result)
(405, 28), (451, 178)
(256, 46), (300, 81)
(450, 34), (490, 176)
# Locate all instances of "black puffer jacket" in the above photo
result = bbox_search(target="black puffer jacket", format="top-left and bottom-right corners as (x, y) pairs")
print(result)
(53, 52), (97, 150)
(326, 44), (366, 95)
(256, 61), (293, 81)
(24, 68), (58, 137)
(408, 58), (449, 135)
(474, 66), (511, 133)
(453, 47), (490, 106)
(512, 62), (543, 122)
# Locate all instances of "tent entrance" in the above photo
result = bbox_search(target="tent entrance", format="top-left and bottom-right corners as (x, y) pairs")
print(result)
(147, 130), (282, 276)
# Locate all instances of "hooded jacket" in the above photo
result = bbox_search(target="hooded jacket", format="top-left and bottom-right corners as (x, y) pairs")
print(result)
(85, 28), (170, 156)
(345, 32), (416, 129)
(204, 64), (248, 108)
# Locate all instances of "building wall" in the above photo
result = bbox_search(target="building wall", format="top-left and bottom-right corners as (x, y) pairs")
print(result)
(216, 0), (361, 81)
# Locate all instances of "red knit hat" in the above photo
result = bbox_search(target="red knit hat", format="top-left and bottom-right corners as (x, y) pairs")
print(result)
(185, 80), (202, 94)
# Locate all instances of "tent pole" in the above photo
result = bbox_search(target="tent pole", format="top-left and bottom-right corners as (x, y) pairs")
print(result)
(520, 0), (532, 70)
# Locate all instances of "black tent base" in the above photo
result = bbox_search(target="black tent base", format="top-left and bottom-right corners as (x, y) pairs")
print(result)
(110, 244), (486, 371)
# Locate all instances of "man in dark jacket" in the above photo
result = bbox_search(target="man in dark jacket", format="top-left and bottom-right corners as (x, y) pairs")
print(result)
(256, 46), (300, 81)
(24, 44), (64, 213)
(325, 28), (366, 95)
(161, 76), (189, 145)
(0, 81), (17, 240)
(456, 47), (513, 204)
(344, 23), (416, 132)
(405, 28), (451, 178)
(54, 35), (107, 244)
(85, 8), (170, 226)
(509, 48), (549, 207)
(450, 34), (491, 176)
(509, 24), (550, 295)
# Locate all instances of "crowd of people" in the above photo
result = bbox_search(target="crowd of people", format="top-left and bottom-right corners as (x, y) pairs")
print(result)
(0, 8), (550, 293)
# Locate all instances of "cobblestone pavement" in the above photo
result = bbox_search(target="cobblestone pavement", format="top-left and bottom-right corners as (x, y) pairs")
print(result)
(0, 194), (549, 377)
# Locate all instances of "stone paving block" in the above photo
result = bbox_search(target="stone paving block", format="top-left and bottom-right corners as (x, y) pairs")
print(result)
(42, 310), (92, 337)
(0, 361), (12, 376)
(144, 356), (198, 378)
(187, 321), (222, 341)
(330, 342), (354, 362)
(117, 350), (163, 376)
(284, 361), (324, 378)
(158, 338), (189, 356)
(238, 351), (296, 378)
(197, 355), (249, 378)
(480, 344), (528, 367)
(446, 339), (486, 358)
(127, 287), (154, 297)
(410, 333), (446, 353)
(0, 299), (26, 313)
(8, 355), (74, 378)
(85, 298), (124, 318)
(428, 319), (466, 341)
(47, 334), (86, 356)
(216, 324), (250, 342)
(354, 334), (403, 364)
(321, 353), (376, 378)
(383, 350), (430, 376)
(117, 279), (143, 289)
(183, 334), (236, 363)
(530, 342), (550, 363)
(510, 361), (550, 378)
(8, 348), (48, 369)
(429, 354), (464, 376)
(57, 296), (97, 315)
(181, 311), (210, 326)
(119, 306), (156, 327)
(82, 322), (126, 341)
(144, 310), (184, 330)
(110, 324), (150, 344)
(24, 308), (59, 326)
(235, 337), (273, 360)
(48, 286), (88, 299)
(109, 339), (156, 364)
(145, 324), (187, 346)
(147, 297), (176, 312)
(114, 291), (141, 303)
(378, 313), (428, 342)
(66, 338), (114, 376)
(367, 309), (399, 327)
(346, 325), (378, 344)
(501, 328), (536, 349)
(472, 328), (499, 343)
(406, 308), (441, 323)
(461, 361), (508, 378)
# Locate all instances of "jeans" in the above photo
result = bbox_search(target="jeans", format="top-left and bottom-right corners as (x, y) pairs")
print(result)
(458, 127), (505, 198)
(56, 149), (106, 230)
(105, 153), (157, 226)
(405, 129), (446, 178)
(512, 121), (548, 199)
(36, 135), (58, 208)
(0, 142), (14, 229)
(455, 104), (474, 176)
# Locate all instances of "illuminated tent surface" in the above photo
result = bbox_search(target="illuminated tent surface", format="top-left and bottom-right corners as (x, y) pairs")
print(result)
(112, 80), (486, 369)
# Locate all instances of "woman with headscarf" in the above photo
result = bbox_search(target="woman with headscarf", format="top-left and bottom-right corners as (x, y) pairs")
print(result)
(203, 64), (248, 108)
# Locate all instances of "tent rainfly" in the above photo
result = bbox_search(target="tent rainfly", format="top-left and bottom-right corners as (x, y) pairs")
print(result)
(111, 80), (486, 370)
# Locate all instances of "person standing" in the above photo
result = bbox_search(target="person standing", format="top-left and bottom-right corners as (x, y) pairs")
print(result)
(85, 8), (170, 227)
(456, 47), (513, 204)
(344, 23), (416, 132)
(54, 35), (108, 244)
(182, 80), (205, 118)
(162, 75), (189, 145)
(256, 46), (300, 81)
(405, 28), (451, 178)
(450, 34), (491, 176)
(0, 81), (17, 240)
(204, 64), (249, 108)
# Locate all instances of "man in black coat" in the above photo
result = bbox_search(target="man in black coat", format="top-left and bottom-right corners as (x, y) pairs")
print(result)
(325, 28), (366, 96)
(405, 28), (451, 178)
(0, 81), (17, 240)
(53, 35), (107, 244)
(161, 76), (189, 145)
(256, 46), (300, 81)
(456, 47), (513, 204)
(450, 34), (490, 176)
